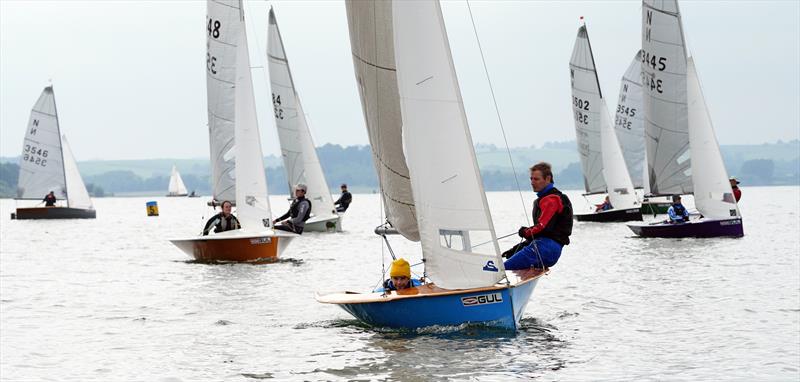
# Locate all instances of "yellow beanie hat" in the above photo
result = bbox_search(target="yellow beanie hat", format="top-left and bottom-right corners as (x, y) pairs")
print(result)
(389, 258), (411, 278)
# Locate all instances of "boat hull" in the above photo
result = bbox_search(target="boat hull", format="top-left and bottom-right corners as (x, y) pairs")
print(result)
(169, 232), (294, 262)
(166, 194), (188, 197)
(11, 207), (96, 220)
(317, 269), (543, 330)
(303, 214), (343, 232)
(627, 218), (744, 238)
(575, 207), (642, 222)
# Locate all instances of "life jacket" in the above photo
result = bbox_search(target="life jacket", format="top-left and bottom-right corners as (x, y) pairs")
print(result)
(381, 278), (422, 291)
(216, 213), (240, 232)
(532, 187), (573, 245)
(291, 197), (312, 222)
(672, 203), (688, 221)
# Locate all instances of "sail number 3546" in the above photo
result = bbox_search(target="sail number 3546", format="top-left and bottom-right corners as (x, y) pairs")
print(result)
(23, 144), (48, 167)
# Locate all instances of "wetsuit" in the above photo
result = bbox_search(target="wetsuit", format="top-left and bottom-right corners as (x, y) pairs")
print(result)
(274, 196), (312, 234)
(504, 183), (573, 270)
(202, 213), (241, 235)
(334, 190), (352, 212)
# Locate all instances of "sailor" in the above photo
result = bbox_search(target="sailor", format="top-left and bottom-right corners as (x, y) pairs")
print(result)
(43, 191), (57, 207)
(503, 162), (573, 270)
(273, 184), (312, 234)
(667, 195), (690, 223)
(729, 177), (742, 202)
(380, 258), (422, 291)
(595, 195), (613, 212)
(334, 183), (352, 212)
(202, 200), (241, 235)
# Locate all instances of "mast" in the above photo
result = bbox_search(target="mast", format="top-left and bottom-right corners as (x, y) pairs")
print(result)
(51, 86), (69, 207)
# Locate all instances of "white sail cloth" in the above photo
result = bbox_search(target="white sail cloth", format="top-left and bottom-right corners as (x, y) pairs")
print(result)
(61, 135), (93, 210)
(642, 0), (692, 195)
(614, 51), (646, 189)
(687, 58), (739, 219)
(569, 26), (606, 194)
(234, 13), (272, 232)
(344, 0), (419, 241)
(207, 0), (239, 203)
(599, 99), (639, 209)
(267, 9), (337, 219)
(168, 165), (189, 196)
(17, 86), (67, 200)
(393, 0), (504, 289)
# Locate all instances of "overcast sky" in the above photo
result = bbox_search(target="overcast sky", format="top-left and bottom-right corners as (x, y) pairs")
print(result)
(1, 0), (798, 160)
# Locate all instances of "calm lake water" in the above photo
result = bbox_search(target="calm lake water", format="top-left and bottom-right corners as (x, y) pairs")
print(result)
(1, 186), (799, 381)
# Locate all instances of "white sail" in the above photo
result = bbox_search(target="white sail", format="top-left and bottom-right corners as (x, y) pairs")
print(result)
(687, 58), (739, 219)
(614, 51), (646, 189)
(267, 8), (337, 219)
(569, 26), (606, 194)
(641, 0), (692, 195)
(16, 86), (67, 201)
(61, 135), (93, 210)
(234, 12), (272, 232)
(344, 0), (419, 241)
(600, 99), (639, 209)
(168, 165), (189, 196)
(393, 0), (503, 290)
(207, 0), (240, 204)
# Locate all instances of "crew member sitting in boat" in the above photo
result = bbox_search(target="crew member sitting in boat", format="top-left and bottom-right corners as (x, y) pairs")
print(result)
(503, 162), (573, 270)
(334, 183), (352, 212)
(595, 195), (613, 212)
(378, 258), (422, 292)
(43, 191), (57, 207)
(729, 177), (742, 202)
(667, 195), (690, 224)
(202, 200), (241, 235)
(273, 184), (312, 234)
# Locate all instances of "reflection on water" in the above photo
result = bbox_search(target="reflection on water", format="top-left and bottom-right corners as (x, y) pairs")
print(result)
(1, 187), (799, 380)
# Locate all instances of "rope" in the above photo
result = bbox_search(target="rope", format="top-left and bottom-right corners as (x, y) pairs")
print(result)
(466, 0), (529, 226)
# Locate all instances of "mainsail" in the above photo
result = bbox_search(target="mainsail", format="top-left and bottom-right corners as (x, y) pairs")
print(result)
(168, 165), (189, 196)
(641, 0), (692, 195)
(345, 0), (419, 241)
(267, 8), (337, 219)
(687, 58), (739, 219)
(206, 0), (240, 203)
(16, 86), (67, 200)
(234, 10), (272, 232)
(393, 0), (504, 289)
(614, 51), (646, 189)
(61, 135), (93, 210)
(569, 26), (606, 194)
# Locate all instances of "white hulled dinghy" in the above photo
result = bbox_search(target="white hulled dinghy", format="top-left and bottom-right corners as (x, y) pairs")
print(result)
(166, 165), (189, 197)
(170, 0), (296, 261)
(569, 24), (641, 222)
(267, 8), (342, 233)
(316, 0), (544, 331)
(12, 86), (95, 220)
(627, 0), (742, 238)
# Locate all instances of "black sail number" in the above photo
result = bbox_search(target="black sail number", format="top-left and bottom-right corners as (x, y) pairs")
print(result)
(207, 18), (221, 39)
(22, 144), (48, 167)
(207, 53), (217, 75)
(272, 93), (284, 120)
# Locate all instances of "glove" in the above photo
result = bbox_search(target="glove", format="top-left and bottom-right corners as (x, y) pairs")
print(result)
(517, 226), (528, 238)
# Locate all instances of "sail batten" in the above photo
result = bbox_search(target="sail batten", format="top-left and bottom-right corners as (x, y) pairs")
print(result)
(267, 9), (337, 219)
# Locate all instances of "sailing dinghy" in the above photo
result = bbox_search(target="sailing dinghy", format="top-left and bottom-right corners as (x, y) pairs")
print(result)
(12, 86), (95, 220)
(569, 25), (642, 222)
(170, 0), (296, 261)
(316, 0), (544, 331)
(627, 0), (742, 238)
(166, 165), (189, 197)
(267, 8), (342, 232)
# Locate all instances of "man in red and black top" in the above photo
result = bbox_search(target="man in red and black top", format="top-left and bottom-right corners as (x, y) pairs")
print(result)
(504, 162), (573, 270)
(729, 177), (741, 202)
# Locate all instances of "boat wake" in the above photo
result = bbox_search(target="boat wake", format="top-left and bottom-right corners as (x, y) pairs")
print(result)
(177, 258), (305, 266)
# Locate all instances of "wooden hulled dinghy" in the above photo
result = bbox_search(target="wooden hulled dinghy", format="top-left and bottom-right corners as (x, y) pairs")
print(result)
(170, 230), (295, 262)
(13, 206), (95, 220)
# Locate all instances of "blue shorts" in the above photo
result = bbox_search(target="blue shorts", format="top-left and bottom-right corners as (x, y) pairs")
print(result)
(503, 237), (563, 270)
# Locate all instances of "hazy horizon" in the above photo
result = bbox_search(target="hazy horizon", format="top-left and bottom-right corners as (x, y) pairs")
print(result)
(2, 1), (798, 161)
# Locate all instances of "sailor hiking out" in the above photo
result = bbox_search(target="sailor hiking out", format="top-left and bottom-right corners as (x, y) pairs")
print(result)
(274, 184), (312, 234)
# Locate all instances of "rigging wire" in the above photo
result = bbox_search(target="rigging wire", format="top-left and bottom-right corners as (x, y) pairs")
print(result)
(466, 0), (530, 226)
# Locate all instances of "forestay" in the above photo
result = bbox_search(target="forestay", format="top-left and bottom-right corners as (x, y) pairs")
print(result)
(614, 51), (646, 189)
(569, 26), (606, 194)
(207, 0), (239, 204)
(61, 135), (93, 210)
(234, 14), (272, 232)
(168, 165), (189, 196)
(687, 58), (739, 219)
(17, 86), (67, 200)
(344, 0), (419, 241)
(267, 9), (337, 218)
(393, 0), (503, 289)
(641, 0), (692, 195)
